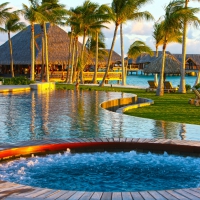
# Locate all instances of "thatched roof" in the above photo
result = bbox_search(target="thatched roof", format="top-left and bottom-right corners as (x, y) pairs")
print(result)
(173, 54), (200, 66)
(0, 23), (83, 65)
(125, 51), (171, 64)
(143, 53), (181, 74)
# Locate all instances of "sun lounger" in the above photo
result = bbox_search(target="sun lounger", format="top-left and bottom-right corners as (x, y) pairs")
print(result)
(164, 81), (178, 93)
(189, 88), (200, 106)
(146, 80), (158, 92)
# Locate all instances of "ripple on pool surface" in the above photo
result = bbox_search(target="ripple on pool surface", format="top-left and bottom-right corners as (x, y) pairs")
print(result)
(0, 90), (199, 142)
(1, 151), (200, 192)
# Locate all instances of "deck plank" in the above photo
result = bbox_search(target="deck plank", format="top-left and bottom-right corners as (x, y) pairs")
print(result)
(157, 190), (179, 200)
(90, 192), (103, 200)
(139, 191), (155, 200)
(166, 190), (190, 200)
(16, 187), (41, 197)
(25, 188), (51, 198)
(121, 192), (133, 200)
(101, 192), (112, 200)
(175, 189), (200, 200)
(148, 191), (167, 200)
(182, 189), (200, 198)
(67, 191), (85, 200)
(130, 192), (144, 200)
(56, 191), (76, 200)
(43, 190), (68, 199)
(79, 192), (94, 200)
(112, 192), (122, 200)
(0, 187), (34, 199)
(36, 189), (58, 199)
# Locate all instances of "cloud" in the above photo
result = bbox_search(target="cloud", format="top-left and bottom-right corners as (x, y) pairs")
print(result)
(124, 21), (153, 36)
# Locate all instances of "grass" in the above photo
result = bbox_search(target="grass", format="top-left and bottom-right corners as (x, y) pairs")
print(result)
(56, 83), (200, 125)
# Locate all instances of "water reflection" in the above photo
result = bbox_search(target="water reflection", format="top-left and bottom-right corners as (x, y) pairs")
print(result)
(0, 90), (199, 143)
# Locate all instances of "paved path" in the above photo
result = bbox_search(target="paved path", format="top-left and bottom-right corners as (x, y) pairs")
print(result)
(1, 138), (200, 200)
(0, 85), (30, 93)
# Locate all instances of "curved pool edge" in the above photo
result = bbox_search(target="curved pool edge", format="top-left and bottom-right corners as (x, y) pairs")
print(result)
(1, 138), (200, 200)
(100, 95), (154, 113)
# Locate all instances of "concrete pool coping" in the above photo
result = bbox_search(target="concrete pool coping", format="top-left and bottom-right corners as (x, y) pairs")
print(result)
(1, 138), (200, 200)
(0, 85), (30, 93)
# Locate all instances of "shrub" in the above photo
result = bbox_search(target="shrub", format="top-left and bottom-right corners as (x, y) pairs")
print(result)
(3, 76), (35, 85)
(185, 84), (191, 91)
(194, 83), (200, 89)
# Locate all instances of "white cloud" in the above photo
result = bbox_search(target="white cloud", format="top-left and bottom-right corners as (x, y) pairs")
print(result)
(124, 21), (153, 36)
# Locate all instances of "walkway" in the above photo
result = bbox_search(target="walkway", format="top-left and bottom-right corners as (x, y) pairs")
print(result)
(0, 85), (30, 93)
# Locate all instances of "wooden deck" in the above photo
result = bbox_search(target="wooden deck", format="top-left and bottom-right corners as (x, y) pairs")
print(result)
(1, 138), (200, 200)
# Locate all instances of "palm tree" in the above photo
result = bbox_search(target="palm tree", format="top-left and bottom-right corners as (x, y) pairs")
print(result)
(0, 14), (26, 77)
(100, 0), (153, 87)
(66, 6), (82, 83)
(75, 1), (110, 84)
(22, 0), (47, 81)
(127, 40), (153, 58)
(156, 0), (188, 96)
(0, 2), (11, 25)
(91, 4), (111, 84)
(152, 22), (164, 57)
(179, 0), (200, 93)
(40, 0), (68, 82)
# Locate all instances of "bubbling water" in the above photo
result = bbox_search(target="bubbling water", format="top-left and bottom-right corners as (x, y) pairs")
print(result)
(1, 151), (200, 192)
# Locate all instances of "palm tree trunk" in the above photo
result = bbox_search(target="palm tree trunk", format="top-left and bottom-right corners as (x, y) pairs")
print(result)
(120, 24), (125, 86)
(194, 70), (200, 86)
(40, 24), (45, 82)
(8, 32), (14, 77)
(156, 45), (158, 57)
(93, 31), (98, 84)
(44, 22), (49, 82)
(69, 37), (76, 84)
(66, 29), (73, 83)
(156, 43), (166, 96)
(31, 23), (35, 81)
(80, 30), (86, 84)
(99, 24), (119, 87)
(73, 36), (78, 83)
(179, 0), (189, 94)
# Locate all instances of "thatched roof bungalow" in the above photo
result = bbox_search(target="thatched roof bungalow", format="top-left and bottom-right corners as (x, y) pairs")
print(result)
(0, 23), (83, 66)
(125, 51), (171, 69)
(143, 53), (181, 74)
(173, 54), (200, 70)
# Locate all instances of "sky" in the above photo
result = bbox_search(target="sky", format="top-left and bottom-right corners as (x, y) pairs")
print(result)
(1, 0), (200, 56)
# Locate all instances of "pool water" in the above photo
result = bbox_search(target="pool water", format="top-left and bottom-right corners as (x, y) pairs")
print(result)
(1, 151), (200, 192)
(0, 90), (199, 143)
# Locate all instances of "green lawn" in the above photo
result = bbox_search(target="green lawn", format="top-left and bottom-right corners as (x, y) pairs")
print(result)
(56, 84), (200, 125)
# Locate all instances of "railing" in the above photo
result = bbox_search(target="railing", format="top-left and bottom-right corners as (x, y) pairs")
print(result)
(36, 71), (122, 81)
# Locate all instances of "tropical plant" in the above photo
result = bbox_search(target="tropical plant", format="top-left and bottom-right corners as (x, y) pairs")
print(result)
(152, 22), (164, 57)
(66, 6), (82, 83)
(40, 0), (68, 82)
(156, 0), (188, 96)
(0, 14), (26, 77)
(100, 0), (153, 87)
(179, 0), (200, 93)
(22, 0), (47, 81)
(127, 40), (153, 58)
(0, 2), (11, 25)
(74, 1), (110, 84)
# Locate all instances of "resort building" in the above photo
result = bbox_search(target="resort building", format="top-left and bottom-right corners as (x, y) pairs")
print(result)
(0, 24), (122, 78)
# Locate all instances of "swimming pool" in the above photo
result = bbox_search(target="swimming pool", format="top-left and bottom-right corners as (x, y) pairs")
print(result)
(0, 90), (199, 143)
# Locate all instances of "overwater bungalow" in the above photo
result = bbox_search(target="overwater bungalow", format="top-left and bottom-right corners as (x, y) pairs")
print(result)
(126, 51), (200, 76)
(143, 53), (181, 76)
